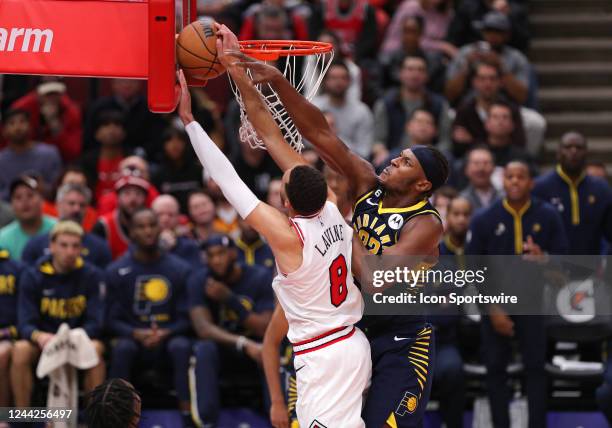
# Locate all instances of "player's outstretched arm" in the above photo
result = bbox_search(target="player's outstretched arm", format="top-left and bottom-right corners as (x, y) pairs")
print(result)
(262, 305), (291, 428)
(177, 71), (303, 274)
(231, 52), (378, 197)
(215, 25), (305, 173)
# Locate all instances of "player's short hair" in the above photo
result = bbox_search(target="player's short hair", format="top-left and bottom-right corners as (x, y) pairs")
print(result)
(50, 220), (84, 242)
(86, 378), (141, 428)
(286, 165), (327, 216)
(3, 109), (30, 122)
(506, 159), (535, 178)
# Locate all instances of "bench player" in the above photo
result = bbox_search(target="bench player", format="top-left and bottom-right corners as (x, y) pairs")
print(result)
(230, 47), (449, 427)
(177, 54), (371, 426)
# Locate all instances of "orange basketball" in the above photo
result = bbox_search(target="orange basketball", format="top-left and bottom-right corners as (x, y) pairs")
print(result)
(176, 18), (225, 81)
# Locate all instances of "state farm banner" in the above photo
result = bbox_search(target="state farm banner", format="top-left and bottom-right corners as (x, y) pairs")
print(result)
(0, 0), (148, 78)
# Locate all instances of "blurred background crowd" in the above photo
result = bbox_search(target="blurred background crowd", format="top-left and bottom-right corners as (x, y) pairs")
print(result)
(0, 0), (611, 427)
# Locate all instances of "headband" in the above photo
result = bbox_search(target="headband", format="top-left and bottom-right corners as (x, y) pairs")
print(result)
(411, 145), (447, 192)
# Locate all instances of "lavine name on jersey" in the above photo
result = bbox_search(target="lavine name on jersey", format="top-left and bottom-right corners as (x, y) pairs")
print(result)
(314, 224), (345, 257)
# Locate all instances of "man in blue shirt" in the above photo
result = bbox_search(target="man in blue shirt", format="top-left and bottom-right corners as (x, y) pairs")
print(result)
(435, 196), (473, 428)
(22, 183), (111, 268)
(0, 248), (24, 408)
(188, 234), (274, 426)
(106, 208), (192, 426)
(11, 221), (105, 407)
(234, 217), (274, 276)
(466, 160), (568, 428)
(533, 131), (612, 255)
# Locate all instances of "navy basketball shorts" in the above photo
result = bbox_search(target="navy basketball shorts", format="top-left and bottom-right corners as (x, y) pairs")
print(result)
(362, 324), (435, 428)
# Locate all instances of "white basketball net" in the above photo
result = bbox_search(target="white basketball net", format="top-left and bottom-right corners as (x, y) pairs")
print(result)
(229, 44), (334, 153)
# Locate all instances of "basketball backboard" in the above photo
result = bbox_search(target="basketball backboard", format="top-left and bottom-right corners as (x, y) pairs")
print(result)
(0, 0), (198, 112)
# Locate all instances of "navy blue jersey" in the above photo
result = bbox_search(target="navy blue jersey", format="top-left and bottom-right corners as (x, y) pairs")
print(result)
(533, 166), (612, 254)
(235, 238), (275, 275)
(171, 236), (202, 267)
(22, 233), (112, 269)
(187, 263), (274, 335)
(466, 197), (569, 256)
(0, 250), (24, 339)
(352, 185), (442, 338)
(18, 256), (104, 340)
(105, 251), (191, 337)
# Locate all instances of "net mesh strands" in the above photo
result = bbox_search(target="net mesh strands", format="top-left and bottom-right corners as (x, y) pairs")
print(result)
(231, 40), (334, 153)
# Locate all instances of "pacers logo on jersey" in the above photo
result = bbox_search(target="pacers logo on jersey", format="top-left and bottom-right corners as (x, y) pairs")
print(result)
(395, 391), (418, 416)
(134, 275), (172, 316)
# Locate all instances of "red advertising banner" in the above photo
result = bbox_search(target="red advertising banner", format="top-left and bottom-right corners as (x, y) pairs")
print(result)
(0, 0), (148, 78)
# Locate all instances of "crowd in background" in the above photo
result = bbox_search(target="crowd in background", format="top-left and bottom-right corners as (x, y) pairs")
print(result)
(0, 0), (611, 427)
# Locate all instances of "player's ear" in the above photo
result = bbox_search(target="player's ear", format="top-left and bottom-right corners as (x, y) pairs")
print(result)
(416, 179), (432, 195)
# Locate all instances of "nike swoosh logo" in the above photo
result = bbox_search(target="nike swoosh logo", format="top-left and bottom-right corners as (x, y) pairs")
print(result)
(366, 198), (378, 206)
(394, 336), (412, 341)
(295, 365), (306, 372)
(118, 267), (131, 276)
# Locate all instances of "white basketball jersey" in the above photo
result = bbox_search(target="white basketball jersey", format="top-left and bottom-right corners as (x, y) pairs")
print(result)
(272, 201), (364, 343)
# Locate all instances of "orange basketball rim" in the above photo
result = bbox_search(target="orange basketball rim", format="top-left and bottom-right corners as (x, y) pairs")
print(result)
(239, 40), (333, 61)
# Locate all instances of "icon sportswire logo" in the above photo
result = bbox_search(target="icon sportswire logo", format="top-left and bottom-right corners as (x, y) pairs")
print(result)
(0, 27), (53, 52)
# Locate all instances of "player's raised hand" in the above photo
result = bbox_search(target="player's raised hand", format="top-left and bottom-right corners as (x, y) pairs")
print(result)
(176, 69), (194, 125)
(214, 23), (241, 69)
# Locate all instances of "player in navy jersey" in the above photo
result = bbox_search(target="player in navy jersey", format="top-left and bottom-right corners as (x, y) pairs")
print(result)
(12, 221), (105, 407)
(188, 234), (274, 426)
(105, 208), (192, 425)
(0, 249), (24, 408)
(533, 132), (612, 256)
(466, 161), (568, 428)
(231, 49), (449, 427)
(22, 183), (111, 268)
(235, 217), (275, 275)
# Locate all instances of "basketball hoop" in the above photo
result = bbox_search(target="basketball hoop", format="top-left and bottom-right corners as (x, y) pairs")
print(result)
(231, 40), (334, 153)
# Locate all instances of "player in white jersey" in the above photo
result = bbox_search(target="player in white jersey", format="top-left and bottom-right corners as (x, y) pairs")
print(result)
(178, 26), (371, 428)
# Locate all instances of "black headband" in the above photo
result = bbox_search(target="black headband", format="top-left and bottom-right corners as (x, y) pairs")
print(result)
(411, 146), (447, 192)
